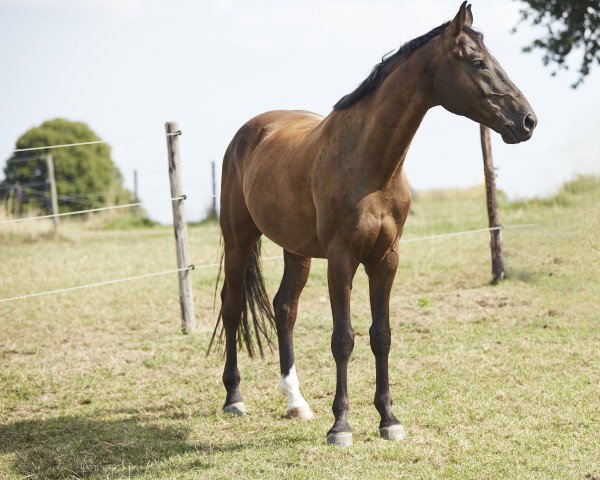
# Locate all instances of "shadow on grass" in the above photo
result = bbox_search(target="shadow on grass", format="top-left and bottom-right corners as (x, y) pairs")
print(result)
(0, 413), (310, 478)
(0, 414), (233, 479)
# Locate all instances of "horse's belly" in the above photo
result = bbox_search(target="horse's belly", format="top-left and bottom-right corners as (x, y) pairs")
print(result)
(265, 228), (327, 258)
(244, 180), (326, 259)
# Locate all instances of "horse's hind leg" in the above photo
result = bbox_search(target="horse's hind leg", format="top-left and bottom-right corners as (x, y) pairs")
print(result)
(220, 240), (258, 415)
(364, 240), (405, 441)
(274, 250), (313, 420)
(220, 215), (261, 416)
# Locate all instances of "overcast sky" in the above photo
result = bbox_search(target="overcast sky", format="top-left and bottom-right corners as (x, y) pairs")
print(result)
(1, 0), (598, 223)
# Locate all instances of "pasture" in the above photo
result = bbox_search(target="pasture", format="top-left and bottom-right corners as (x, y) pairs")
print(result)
(0, 177), (598, 479)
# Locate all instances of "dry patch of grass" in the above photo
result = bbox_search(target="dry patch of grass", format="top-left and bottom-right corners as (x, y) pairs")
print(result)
(0, 177), (599, 479)
(0, 202), (57, 243)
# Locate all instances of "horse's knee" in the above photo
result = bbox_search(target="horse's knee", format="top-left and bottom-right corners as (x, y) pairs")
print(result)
(331, 327), (354, 360)
(369, 325), (391, 357)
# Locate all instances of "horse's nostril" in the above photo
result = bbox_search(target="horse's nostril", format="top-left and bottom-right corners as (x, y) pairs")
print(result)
(523, 114), (536, 132)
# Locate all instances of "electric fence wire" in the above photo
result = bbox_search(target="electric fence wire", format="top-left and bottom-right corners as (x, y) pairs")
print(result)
(0, 224), (541, 305)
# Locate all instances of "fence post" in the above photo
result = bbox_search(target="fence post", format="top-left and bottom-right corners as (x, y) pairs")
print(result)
(133, 168), (140, 215)
(165, 122), (197, 334)
(133, 169), (139, 202)
(479, 125), (505, 282)
(13, 183), (21, 218)
(46, 154), (59, 232)
(209, 160), (218, 220)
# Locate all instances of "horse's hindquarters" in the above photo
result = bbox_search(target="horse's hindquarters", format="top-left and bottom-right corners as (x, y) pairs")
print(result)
(234, 111), (327, 258)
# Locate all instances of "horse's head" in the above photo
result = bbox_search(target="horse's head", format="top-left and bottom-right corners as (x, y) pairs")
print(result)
(432, 2), (537, 144)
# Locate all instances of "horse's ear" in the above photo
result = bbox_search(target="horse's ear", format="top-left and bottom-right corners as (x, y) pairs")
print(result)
(447, 1), (470, 37)
(465, 4), (474, 29)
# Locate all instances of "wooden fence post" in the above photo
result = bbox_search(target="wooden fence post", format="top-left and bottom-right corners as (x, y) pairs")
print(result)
(133, 168), (140, 215)
(133, 169), (139, 202)
(479, 125), (505, 282)
(13, 183), (21, 218)
(165, 122), (197, 334)
(46, 154), (59, 232)
(209, 160), (217, 220)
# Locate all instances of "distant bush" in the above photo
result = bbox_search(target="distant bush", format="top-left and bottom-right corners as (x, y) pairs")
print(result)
(1, 118), (132, 214)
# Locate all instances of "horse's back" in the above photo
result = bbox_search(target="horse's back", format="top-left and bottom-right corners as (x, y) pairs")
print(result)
(223, 110), (321, 181)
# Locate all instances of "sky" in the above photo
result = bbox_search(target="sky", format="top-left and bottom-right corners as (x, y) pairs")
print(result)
(1, 0), (599, 223)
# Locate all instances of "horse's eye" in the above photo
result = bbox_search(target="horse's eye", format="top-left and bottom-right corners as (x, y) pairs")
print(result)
(473, 60), (486, 70)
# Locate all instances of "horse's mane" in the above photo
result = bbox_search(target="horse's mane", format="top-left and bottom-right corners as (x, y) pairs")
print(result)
(333, 22), (484, 110)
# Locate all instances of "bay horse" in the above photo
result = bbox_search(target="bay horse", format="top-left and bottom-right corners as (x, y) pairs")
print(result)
(210, 2), (536, 446)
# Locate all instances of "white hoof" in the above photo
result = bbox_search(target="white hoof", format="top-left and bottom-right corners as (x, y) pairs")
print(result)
(379, 424), (406, 441)
(327, 431), (353, 447)
(223, 402), (246, 416)
(286, 405), (314, 420)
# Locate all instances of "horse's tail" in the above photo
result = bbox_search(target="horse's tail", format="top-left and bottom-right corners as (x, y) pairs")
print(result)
(208, 238), (276, 358)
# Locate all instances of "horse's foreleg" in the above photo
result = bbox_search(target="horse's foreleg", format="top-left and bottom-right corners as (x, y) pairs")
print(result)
(365, 239), (405, 441)
(274, 251), (313, 420)
(326, 250), (359, 446)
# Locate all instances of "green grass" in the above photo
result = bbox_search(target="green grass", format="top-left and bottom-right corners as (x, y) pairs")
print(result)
(1, 177), (599, 479)
(101, 216), (159, 230)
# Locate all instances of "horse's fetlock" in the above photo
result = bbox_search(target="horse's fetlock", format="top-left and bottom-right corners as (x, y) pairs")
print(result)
(332, 397), (350, 416)
(222, 369), (240, 389)
(374, 392), (392, 411)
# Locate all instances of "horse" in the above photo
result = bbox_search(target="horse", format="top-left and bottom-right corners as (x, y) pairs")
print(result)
(210, 2), (537, 446)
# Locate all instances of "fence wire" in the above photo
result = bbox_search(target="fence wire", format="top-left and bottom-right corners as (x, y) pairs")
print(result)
(0, 224), (540, 305)
(0, 196), (185, 225)
(11, 131), (181, 154)
(0, 266), (194, 304)
(400, 223), (538, 243)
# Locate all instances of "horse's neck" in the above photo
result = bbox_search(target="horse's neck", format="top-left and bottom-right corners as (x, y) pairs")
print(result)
(328, 50), (436, 189)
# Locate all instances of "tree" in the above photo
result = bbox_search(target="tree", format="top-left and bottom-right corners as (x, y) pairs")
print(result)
(1, 119), (132, 213)
(514, 0), (600, 88)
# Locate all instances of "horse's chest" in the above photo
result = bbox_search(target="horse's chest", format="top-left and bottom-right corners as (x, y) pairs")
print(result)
(331, 196), (410, 260)
(362, 190), (411, 228)
(354, 210), (401, 256)
(369, 188), (411, 238)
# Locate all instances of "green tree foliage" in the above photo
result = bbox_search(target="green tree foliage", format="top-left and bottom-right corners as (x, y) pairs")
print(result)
(515, 0), (600, 88)
(1, 119), (132, 213)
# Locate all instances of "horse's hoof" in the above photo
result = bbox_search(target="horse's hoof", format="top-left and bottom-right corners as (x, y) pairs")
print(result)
(379, 424), (406, 441)
(286, 406), (314, 420)
(223, 402), (247, 416)
(326, 431), (353, 447)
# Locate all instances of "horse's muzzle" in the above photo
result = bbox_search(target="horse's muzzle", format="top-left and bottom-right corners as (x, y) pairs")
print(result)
(501, 111), (537, 144)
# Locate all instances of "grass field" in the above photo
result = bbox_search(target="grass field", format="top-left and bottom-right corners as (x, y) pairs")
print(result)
(1, 177), (599, 479)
